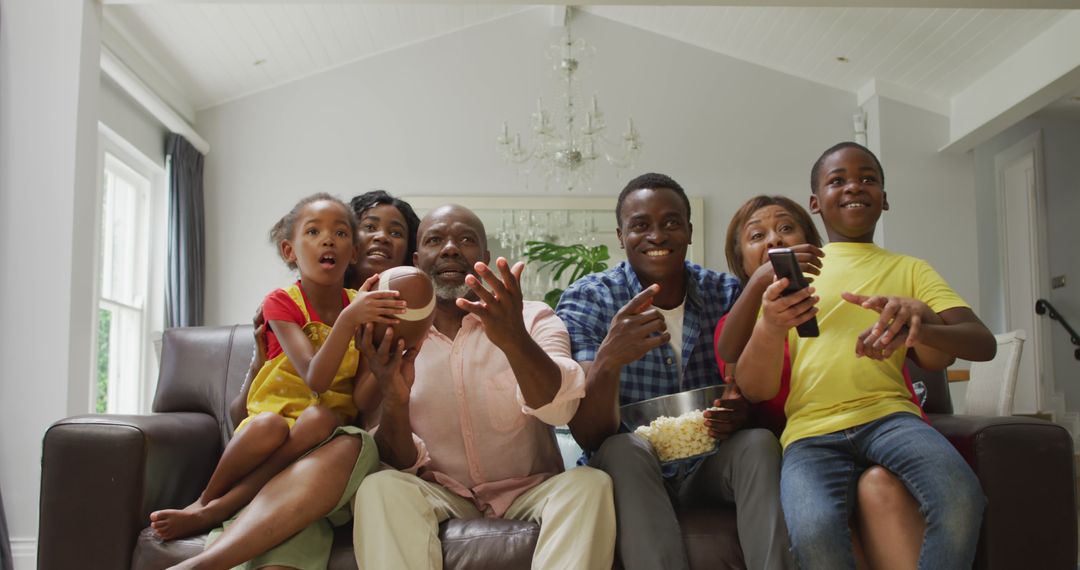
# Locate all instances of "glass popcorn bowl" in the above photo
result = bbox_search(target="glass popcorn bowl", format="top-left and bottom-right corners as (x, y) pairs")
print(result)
(620, 385), (726, 464)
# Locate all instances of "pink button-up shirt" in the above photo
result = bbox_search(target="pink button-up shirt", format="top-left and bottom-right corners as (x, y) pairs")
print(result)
(400, 300), (585, 517)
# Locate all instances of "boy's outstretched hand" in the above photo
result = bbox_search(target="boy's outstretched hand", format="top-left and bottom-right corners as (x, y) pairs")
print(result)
(842, 293), (942, 359)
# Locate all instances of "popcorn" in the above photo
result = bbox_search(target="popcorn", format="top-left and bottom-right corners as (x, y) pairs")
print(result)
(634, 408), (719, 462)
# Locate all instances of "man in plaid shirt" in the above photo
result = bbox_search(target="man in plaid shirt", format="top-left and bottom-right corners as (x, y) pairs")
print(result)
(556, 173), (793, 570)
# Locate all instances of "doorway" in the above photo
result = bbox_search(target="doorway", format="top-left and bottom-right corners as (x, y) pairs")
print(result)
(994, 131), (1055, 416)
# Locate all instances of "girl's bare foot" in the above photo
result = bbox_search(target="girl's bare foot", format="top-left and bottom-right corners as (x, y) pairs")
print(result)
(150, 500), (219, 541)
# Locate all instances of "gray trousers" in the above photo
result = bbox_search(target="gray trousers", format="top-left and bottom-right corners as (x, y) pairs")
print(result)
(590, 429), (794, 570)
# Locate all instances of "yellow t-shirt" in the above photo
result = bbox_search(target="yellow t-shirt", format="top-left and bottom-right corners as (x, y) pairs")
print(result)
(781, 242), (968, 448)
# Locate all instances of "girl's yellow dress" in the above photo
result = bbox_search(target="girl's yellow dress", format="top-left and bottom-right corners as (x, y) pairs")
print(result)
(236, 284), (359, 432)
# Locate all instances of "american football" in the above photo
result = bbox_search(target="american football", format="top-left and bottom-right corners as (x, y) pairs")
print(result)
(373, 265), (435, 349)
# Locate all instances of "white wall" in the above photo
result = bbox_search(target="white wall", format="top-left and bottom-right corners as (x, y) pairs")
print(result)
(973, 111), (1080, 410)
(197, 8), (859, 326)
(863, 96), (981, 408)
(871, 97), (980, 310)
(0, 0), (102, 566)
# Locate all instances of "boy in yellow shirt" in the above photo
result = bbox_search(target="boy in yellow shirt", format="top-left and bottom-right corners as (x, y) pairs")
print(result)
(735, 142), (997, 569)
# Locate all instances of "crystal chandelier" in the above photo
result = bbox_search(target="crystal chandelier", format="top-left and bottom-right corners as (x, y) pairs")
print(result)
(496, 16), (642, 192)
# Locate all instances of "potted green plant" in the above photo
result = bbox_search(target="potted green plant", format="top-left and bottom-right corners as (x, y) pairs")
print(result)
(523, 240), (610, 309)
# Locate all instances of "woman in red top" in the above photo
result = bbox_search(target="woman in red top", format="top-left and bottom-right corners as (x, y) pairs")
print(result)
(715, 195), (925, 570)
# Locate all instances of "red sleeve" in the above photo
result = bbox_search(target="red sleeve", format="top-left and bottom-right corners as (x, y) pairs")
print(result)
(716, 313), (792, 438)
(714, 314), (730, 378)
(262, 289), (305, 359)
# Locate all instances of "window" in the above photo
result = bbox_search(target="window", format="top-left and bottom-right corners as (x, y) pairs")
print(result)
(95, 130), (166, 414)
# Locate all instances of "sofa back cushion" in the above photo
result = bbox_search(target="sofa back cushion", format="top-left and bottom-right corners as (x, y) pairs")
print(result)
(905, 357), (953, 415)
(154, 325), (255, 446)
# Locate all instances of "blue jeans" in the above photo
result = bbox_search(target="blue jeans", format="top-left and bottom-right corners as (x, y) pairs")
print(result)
(781, 412), (984, 570)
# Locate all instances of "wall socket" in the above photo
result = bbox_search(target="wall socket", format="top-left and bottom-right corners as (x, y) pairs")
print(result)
(1051, 275), (1066, 289)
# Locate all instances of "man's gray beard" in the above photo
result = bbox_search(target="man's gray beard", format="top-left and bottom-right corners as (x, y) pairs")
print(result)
(433, 281), (471, 301)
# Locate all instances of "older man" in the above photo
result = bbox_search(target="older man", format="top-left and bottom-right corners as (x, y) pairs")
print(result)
(353, 204), (615, 569)
(557, 173), (793, 570)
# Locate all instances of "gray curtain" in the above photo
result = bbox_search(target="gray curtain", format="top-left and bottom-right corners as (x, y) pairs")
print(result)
(166, 134), (205, 328)
(0, 487), (10, 570)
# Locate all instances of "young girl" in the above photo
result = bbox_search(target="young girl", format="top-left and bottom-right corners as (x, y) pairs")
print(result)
(230, 189), (423, 428)
(715, 195), (927, 569)
(735, 143), (996, 569)
(150, 192), (406, 541)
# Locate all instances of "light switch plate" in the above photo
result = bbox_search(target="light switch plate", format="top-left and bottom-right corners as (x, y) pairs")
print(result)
(1051, 275), (1066, 289)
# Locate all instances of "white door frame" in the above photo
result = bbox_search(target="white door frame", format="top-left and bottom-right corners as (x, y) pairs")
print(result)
(994, 130), (1054, 414)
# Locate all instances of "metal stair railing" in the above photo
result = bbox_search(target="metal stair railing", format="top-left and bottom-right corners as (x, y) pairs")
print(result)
(1035, 299), (1080, 361)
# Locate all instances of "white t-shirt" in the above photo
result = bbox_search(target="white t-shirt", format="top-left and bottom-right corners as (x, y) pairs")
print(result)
(655, 300), (685, 382)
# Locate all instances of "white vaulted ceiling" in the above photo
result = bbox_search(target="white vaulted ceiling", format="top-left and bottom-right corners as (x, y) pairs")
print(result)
(104, 3), (1074, 115)
(583, 6), (1066, 104)
(105, 4), (534, 109)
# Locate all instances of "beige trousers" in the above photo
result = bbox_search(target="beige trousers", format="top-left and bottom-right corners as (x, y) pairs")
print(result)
(353, 467), (616, 570)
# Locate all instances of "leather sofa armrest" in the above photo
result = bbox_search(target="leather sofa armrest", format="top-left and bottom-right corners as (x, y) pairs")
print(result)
(39, 412), (220, 570)
(930, 414), (1077, 570)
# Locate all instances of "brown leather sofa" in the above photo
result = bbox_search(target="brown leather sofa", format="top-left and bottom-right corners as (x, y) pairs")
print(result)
(39, 325), (1077, 569)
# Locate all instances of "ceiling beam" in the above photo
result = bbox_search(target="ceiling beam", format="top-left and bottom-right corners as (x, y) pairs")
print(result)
(101, 47), (211, 154)
(858, 78), (949, 117)
(551, 5), (569, 26)
(101, 1), (1080, 9)
(943, 10), (1080, 153)
(102, 10), (197, 124)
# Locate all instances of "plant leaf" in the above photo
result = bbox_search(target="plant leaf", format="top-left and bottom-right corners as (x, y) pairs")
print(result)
(544, 288), (565, 310)
(523, 239), (609, 305)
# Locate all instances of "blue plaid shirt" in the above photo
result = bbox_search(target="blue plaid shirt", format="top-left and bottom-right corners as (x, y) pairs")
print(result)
(556, 260), (742, 406)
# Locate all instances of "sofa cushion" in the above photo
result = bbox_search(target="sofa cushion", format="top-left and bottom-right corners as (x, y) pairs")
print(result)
(440, 518), (538, 570)
(132, 527), (204, 569)
(131, 518), (540, 570)
(131, 508), (741, 570)
(154, 325), (255, 447)
(680, 507), (743, 569)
